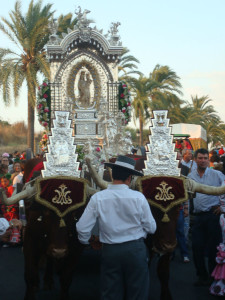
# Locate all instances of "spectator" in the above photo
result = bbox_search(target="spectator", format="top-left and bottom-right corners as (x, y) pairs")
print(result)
(180, 149), (197, 174)
(13, 160), (25, 187)
(1, 156), (9, 173)
(0, 174), (18, 222)
(210, 154), (221, 169)
(11, 159), (22, 181)
(183, 138), (192, 150)
(219, 145), (225, 156)
(13, 151), (20, 161)
(188, 148), (224, 286)
(176, 202), (190, 263)
(0, 164), (9, 183)
(175, 139), (184, 152)
(131, 147), (138, 155)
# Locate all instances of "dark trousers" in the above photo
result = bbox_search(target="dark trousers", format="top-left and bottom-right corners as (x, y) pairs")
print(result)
(101, 239), (149, 300)
(192, 212), (222, 279)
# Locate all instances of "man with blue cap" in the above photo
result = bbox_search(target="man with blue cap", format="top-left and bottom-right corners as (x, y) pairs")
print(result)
(76, 155), (156, 300)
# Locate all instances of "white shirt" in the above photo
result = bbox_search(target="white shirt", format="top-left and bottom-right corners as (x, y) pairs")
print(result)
(13, 172), (23, 187)
(0, 218), (9, 236)
(188, 167), (224, 213)
(76, 184), (156, 244)
(181, 159), (197, 171)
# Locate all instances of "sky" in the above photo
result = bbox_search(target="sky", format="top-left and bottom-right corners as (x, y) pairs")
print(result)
(0, 0), (225, 133)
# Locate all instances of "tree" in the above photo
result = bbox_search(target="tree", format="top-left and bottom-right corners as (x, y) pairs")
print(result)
(128, 76), (154, 145)
(203, 119), (225, 145)
(149, 64), (184, 111)
(57, 13), (78, 37)
(187, 95), (219, 125)
(0, 0), (54, 151)
(118, 47), (142, 81)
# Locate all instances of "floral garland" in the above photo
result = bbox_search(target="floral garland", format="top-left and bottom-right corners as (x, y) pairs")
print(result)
(118, 81), (132, 124)
(37, 80), (51, 129)
(39, 131), (48, 152)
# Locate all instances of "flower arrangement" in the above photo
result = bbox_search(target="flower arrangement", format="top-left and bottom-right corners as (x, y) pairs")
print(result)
(118, 81), (132, 124)
(76, 145), (85, 163)
(39, 131), (48, 152)
(37, 80), (51, 130)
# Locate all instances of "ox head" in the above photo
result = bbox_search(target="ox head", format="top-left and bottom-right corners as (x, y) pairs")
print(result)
(25, 204), (84, 259)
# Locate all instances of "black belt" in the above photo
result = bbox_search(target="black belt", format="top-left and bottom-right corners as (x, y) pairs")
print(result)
(193, 205), (220, 216)
(102, 237), (144, 246)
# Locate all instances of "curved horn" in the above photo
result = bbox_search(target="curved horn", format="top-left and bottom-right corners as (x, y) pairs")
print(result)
(186, 178), (225, 195)
(86, 184), (98, 197)
(0, 185), (37, 205)
(85, 157), (108, 189)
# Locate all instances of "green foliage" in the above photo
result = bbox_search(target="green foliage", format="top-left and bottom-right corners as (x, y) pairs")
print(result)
(118, 47), (143, 81)
(76, 145), (85, 162)
(57, 13), (77, 37)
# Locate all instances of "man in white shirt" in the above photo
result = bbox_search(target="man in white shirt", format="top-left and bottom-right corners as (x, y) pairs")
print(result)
(76, 156), (156, 300)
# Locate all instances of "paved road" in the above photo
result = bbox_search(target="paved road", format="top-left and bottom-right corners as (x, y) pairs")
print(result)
(0, 245), (217, 300)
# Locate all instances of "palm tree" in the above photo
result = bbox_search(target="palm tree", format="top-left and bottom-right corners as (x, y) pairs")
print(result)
(203, 119), (225, 145)
(149, 64), (183, 110)
(0, 0), (54, 151)
(57, 13), (78, 37)
(118, 47), (142, 81)
(187, 95), (219, 125)
(128, 76), (155, 145)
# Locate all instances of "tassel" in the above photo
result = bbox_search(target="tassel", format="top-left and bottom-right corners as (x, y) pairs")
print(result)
(59, 218), (66, 227)
(161, 213), (170, 222)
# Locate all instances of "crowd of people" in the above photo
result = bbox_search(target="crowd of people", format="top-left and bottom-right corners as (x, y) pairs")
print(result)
(1, 145), (225, 298)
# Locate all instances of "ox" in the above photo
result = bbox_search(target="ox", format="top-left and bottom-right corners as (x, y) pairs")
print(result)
(85, 156), (225, 300)
(0, 158), (95, 300)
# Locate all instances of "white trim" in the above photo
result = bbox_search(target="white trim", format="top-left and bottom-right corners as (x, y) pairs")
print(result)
(115, 161), (135, 170)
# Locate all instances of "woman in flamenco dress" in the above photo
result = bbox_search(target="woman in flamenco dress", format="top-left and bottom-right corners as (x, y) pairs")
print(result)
(210, 195), (225, 296)
(0, 174), (18, 221)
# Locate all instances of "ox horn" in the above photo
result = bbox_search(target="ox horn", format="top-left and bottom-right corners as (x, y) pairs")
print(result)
(0, 184), (37, 206)
(86, 184), (98, 196)
(85, 157), (108, 189)
(185, 178), (225, 195)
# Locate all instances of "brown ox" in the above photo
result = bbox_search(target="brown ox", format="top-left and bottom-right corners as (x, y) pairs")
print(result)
(3, 158), (88, 300)
(23, 202), (85, 300)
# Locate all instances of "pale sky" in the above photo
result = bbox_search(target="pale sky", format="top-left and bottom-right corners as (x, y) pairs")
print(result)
(0, 0), (225, 133)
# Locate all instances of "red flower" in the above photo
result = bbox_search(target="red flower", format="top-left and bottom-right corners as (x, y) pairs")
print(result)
(38, 86), (41, 90)
(43, 82), (47, 87)
(122, 84), (127, 88)
(127, 102), (131, 106)
(120, 93), (124, 98)
(96, 147), (101, 152)
(43, 94), (48, 99)
(38, 103), (43, 109)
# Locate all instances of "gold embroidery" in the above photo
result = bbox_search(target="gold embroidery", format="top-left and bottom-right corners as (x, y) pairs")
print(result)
(52, 184), (72, 205)
(155, 181), (175, 201)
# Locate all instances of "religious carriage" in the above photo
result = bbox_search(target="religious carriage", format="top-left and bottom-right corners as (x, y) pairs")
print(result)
(1, 8), (225, 300)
